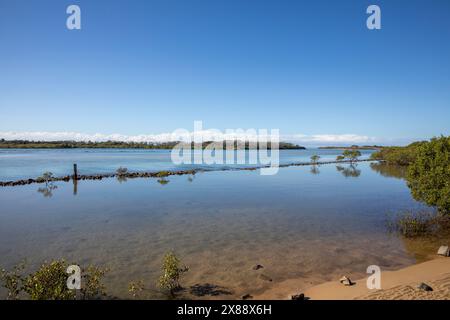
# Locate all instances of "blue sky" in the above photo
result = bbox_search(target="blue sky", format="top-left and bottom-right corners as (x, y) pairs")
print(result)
(0, 0), (449, 145)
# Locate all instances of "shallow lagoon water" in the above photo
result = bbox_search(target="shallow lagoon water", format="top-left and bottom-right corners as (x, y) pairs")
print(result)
(0, 148), (372, 181)
(0, 157), (431, 299)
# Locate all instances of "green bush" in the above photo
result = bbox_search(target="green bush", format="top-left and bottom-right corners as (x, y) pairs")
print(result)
(310, 155), (320, 164)
(406, 136), (450, 214)
(80, 265), (108, 299)
(387, 210), (450, 238)
(37, 172), (54, 184)
(155, 171), (170, 178)
(0, 260), (107, 300)
(157, 251), (188, 296)
(370, 141), (425, 165)
(0, 262), (26, 300)
(342, 149), (361, 162)
(25, 260), (76, 300)
(128, 280), (145, 298)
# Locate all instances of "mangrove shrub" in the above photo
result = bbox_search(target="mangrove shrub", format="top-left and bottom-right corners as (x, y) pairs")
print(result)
(406, 136), (450, 214)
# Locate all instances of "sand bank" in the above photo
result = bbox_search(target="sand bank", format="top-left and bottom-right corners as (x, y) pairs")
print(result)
(254, 257), (450, 300)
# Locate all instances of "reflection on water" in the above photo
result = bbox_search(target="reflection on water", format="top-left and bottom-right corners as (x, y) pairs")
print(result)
(37, 181), (58, 198)
(116, 175), (128, 184)
(37, 161), (403, 198)
(336, 164), (361, 178)
(73, 179), (78, 195)
(157, 178), (170, 185)
(0, 162), (433, 299)
(370, 162), (407, 180)
(310, 165), (320, 175)
(0, 148), (374, 181)
(37, 185), (57, 198)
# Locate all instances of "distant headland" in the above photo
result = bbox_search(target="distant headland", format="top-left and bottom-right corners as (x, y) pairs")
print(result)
(0, 139), (306, 150)
(319, 145), (383, 150)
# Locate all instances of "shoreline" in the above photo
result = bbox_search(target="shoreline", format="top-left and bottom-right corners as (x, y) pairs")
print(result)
(0, 159), (378, 187)
(253, 257), (450, 300)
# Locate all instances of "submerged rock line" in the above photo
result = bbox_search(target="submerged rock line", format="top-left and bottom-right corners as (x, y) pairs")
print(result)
(0, 159), (379, 187)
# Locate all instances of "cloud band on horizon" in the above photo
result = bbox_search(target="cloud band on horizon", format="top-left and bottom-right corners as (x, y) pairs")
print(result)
(0, 130), (383, 146)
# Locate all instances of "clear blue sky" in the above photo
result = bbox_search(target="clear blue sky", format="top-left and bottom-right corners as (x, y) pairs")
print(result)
(0, 0), (449, 145)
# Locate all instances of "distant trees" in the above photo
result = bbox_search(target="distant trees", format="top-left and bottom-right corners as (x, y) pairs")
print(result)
(0, 139), (306, 150)
(406, 136), (450, 214)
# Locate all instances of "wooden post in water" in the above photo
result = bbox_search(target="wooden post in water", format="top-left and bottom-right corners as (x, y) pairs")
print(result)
(73, 163), (78, 180)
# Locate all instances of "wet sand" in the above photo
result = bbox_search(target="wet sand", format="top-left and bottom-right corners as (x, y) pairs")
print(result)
(254, 257), (450, 300)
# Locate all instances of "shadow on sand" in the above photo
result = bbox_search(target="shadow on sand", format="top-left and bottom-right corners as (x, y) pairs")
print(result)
(189, 283), (233, 297)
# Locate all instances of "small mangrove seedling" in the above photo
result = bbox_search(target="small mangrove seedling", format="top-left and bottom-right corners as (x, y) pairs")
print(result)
(116, 167), (128, 182)
(128, 280), (145, 298)
(37, 172), (57, 197)
(157, 251), (188, 297)
(38, 172), (54, 185)
(0, 261), (26, 300)
(310, 154), (320, 164)
(116, 167), (128, 176)
(155, 171), (170, 178)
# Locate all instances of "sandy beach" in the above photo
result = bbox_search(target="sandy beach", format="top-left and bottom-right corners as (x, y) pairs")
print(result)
(254, 257), (450, 300)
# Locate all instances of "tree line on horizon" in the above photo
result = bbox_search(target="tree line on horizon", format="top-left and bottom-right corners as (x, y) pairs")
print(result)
(0, 139), (305, 150)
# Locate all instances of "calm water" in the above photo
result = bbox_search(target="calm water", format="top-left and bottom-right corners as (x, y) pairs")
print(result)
(0, 148), (372, 181)
(0, 150), (433, 299)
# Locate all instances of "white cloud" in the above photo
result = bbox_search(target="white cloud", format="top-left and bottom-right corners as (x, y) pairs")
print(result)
(0, 131), (378, 145)
(285, 134), (376, 144)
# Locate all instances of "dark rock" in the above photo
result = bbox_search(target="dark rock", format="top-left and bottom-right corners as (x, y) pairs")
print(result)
(252, 264), (264, 270)
(339, 276), (354, 286)
(417, 283), (433, 292)
(241, 294), (253, 300)
(291, 293), (306, 300)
